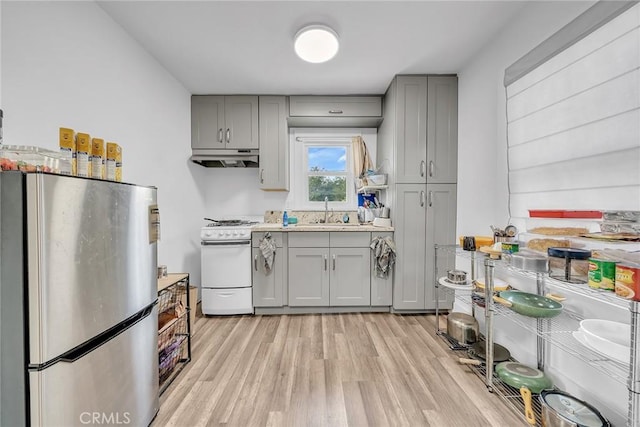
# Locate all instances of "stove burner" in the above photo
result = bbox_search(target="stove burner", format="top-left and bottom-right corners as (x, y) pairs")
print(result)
(204, 218), (258, 227)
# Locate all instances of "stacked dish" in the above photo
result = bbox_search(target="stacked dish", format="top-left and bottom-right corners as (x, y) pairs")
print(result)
(572, 319), (631, 364)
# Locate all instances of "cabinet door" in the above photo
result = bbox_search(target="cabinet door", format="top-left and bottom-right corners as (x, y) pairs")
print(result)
(395, 76), (427, 184)
(224, 96), (259, 149)
(289, 96), (381, 117)
(330, 248), (370, 306)
(288, 248), (329, 306)
(371, 232), (393, 306)
(258, 96), (289, 190)
(191, 96), (225, 149)
(393, 184), (427, 310)
(427, 77), (458, 184)
(252, 247), (284, 307)
(424, 184), (457, 310)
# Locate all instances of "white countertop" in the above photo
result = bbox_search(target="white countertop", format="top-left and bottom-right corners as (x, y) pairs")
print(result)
(252, 223), (394, 232)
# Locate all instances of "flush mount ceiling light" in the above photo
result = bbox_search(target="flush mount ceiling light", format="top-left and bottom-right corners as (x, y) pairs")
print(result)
(294, 25), (339, 63)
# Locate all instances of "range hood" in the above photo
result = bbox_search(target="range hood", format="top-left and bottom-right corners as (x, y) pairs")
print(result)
(190, 149), (259, 168)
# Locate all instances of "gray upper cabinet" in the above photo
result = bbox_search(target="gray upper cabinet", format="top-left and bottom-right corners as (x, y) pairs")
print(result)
(258, 96), (289, 191)
(289, 96), (381, 117)
(287, 96), (383, 128)
(191, 95), (258, 149)
(394, 76), (428, 184)
(191, 96), (224, 150)
(427, 77), (458, 184)
(387, 75), (458, 184)
(424, 184), (457, 310)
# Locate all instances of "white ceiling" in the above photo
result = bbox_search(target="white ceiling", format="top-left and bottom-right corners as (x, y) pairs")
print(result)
(98, 1), (529, 95)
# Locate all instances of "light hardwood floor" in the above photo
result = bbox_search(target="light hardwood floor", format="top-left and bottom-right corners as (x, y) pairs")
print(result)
(155, 312), (525, 427)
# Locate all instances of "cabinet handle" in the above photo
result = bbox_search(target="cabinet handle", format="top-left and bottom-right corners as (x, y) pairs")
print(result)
(218, 128), (223, 143)
(324, 255), (328, 271)
(428, 191), (433, 207)
(429, 161), (434, 177)
(420, 191), (425, 207)
(260, 169), (264, 184)
(332, 254), (336, 271)
(328, 110), (343, 114)
(226, 128), (230, 143)
(254, 254), (258, 271)
(420, 161), (425, 177)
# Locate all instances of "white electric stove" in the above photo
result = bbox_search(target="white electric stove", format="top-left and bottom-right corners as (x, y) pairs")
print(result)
(200, 217), (261, 315)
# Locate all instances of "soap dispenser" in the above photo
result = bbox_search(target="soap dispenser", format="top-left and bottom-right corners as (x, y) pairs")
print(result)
(283, 211), (288, 227)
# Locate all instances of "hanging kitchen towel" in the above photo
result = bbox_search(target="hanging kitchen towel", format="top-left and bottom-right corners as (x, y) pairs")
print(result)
(259, 232), (276, 274)
(370, 236), (397, 279)
(352, 136), (374, 186)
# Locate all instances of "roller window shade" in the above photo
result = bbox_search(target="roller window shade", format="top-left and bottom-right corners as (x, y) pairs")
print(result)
(505, 3), (640, 220)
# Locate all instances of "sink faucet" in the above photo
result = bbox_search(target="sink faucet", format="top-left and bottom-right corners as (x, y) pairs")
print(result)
(324, 196), (329, 223)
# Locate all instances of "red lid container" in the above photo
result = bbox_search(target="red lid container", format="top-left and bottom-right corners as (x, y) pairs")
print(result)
(528, 210), (602, 219)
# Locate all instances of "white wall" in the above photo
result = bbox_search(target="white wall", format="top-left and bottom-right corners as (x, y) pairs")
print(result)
(457, 2), (632, 425)
(2, 1), (207, 287)
(456, 0), (596, 236)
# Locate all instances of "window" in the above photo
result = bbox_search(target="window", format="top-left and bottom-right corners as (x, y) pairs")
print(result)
(289, 130), (375, 211)
(306, 145), (349, 202)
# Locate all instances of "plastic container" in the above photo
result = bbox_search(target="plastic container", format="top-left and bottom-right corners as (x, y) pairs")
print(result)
(548, 247), (592, 284)
(367, 174), (387, 185)
(0, 145), (71, 175)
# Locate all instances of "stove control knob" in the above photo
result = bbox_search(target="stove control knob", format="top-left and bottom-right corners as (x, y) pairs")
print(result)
(233, 231), (239, 236)
(204, 231), (212, 237)
(225, 232), (231, 237)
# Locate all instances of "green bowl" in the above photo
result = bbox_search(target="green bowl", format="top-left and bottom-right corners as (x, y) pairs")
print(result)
(499, 291), (563, 318)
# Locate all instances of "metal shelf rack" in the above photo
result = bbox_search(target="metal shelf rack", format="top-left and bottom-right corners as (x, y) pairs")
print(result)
(434, 244), (640, 426)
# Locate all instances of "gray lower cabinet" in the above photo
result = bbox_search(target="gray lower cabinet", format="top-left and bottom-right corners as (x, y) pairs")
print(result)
(252, 232), (286, 307)
(393, 184), (456, 310)
(288, 232), (375, 307)
(258, 96), (289, 191)
(424, 184), (457, 310)
(288, 247), (330, 306)
(329, 248), (370, 306)
(371, 232), (393, 306)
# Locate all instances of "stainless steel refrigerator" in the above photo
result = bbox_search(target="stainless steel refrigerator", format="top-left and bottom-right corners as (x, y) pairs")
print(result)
(0, 172), (159, 426)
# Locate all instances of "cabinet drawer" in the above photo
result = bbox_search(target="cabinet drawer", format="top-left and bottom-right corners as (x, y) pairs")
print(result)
(252, 231), (284, 248)
(330, 232), (371, 247)
(288, 232), (330, 247)
(289, 96), (381, 117)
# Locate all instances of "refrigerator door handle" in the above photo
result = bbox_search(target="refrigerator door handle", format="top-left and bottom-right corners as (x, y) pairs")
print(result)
(29, 304), (155, 370)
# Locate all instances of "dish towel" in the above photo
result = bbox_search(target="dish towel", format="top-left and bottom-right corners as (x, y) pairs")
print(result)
(370, 236), (397, 279)
(259, 232), (276, 274)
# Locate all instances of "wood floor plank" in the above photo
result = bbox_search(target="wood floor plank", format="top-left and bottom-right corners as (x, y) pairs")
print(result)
(155, 312), (527, 427)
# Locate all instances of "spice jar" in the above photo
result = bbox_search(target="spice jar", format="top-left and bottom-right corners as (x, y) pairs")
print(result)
(547, 247), (592, 284)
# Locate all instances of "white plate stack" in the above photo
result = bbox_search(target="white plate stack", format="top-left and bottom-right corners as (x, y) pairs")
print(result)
(572, 319), (631, 365)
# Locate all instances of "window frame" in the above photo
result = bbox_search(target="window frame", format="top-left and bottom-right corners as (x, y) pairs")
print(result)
(290, 129), (361, 211)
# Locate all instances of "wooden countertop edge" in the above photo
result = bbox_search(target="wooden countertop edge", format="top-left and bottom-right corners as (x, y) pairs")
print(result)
(157, 273), (189, 292)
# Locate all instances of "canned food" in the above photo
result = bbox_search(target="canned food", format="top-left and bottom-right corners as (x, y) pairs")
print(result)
(615, 263), (640, 301)
(588, 259), (617, 290)
(501, 242), (519, 254)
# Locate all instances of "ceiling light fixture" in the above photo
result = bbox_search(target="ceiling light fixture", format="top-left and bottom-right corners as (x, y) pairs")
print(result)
(294, 25), (339, 63)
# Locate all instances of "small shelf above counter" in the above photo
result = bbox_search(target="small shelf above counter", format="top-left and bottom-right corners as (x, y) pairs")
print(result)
(357, 185), (388, 194)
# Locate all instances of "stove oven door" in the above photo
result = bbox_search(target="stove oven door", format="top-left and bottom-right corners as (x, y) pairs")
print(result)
(201, 240), (253, 315)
